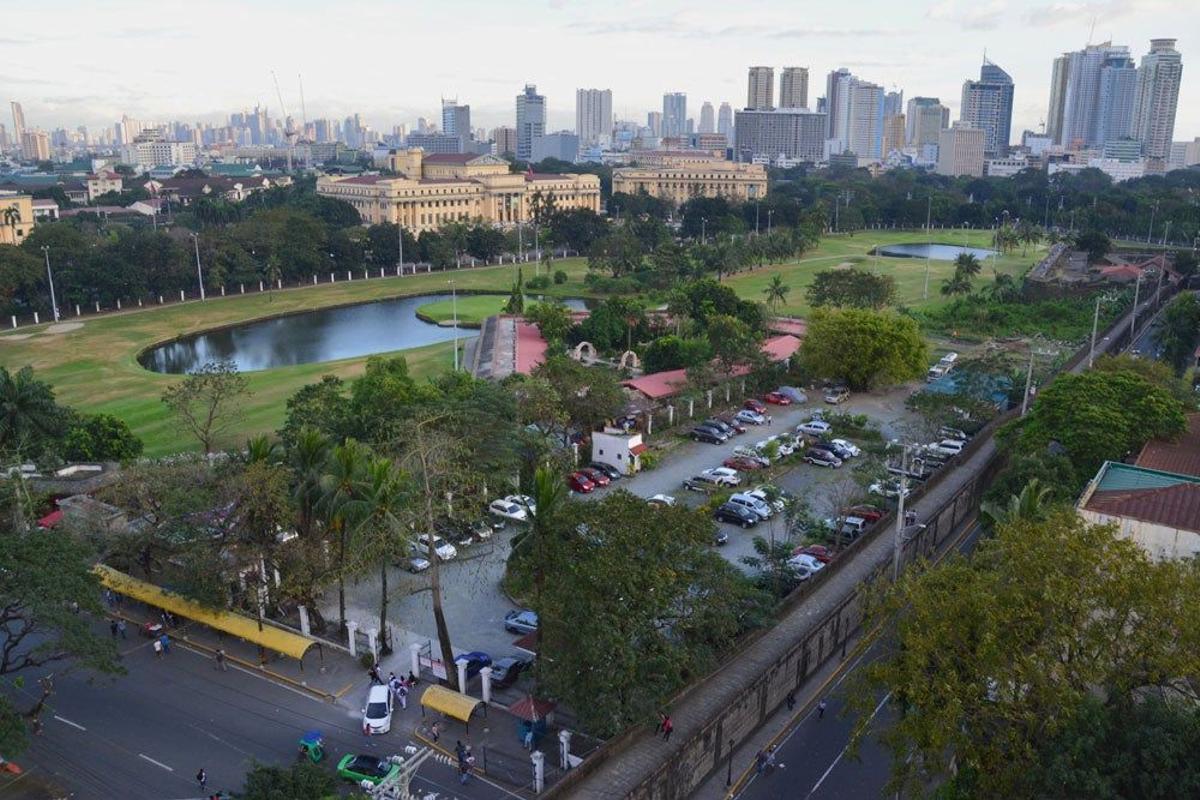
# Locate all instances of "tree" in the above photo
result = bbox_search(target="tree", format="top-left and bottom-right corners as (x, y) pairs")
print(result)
(318, 440), (370, 634)
(1154, 292), (1200, 375)
(1173, 250), (1198, 277)
(800, 308), (928, 390)
(586, 229), (643, 278)
(354, 456), (408, 651)
(952, 252), (983, 280)
(1016, 220), (1042, 256)
(763, 273), (791, 313)
(855, 509), (1200, 799)
(706, 314), (763, 379)
(642, 335), (713, 373)
(940, 271), (974, 296)
(61, 413), (144, 462)
(548, 207), (608, 253)
(0, 365), (70, 458)
(523, 301), (574, 346)
(532, 355), (626, 433)
(237, 760), (339, 800)
(161, 360), (250, 454)
(806, 268), (897, 309)
(980, 478), (1052, 527)
(1074, 229), (1112, 264)
(279, 375), (349, 446)
(228, 460), (292, 628)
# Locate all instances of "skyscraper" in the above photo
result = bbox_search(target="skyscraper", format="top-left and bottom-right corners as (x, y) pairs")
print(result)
(699, 102), (716, 134)
(882, 114), (906, 156)
(718, 102), (734, 139)
(846, 80), (884, 161)
(575, 88), (613, 147)
(825, 68), (852, 140)
(1047, 54), (1070, 144)
(936, 123), (985, 177)
(734, 109), (827, 163)
(10, 101), (26, 144)
(442, 100), (471, 138)
(906, 97), (950, 146)
(1095, 51), (1138, 146)
(883, 90), (904, 118)
(647, 111), (663, 138)
(516, 84), (546, 161)
(662, 92), (687, 138)
(1133, 38), (1183, 164)
(747, 67), (774, 110)
(1052, 42), (1133, 149)
(779, 67), (809, 109)
(959, 58), (1014, 156)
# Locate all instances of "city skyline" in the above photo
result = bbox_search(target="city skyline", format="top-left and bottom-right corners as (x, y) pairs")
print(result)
(1, 0), (1196, 143)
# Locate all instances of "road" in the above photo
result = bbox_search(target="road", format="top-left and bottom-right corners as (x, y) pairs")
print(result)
(732, 522), (984, 800)
(7, 633), (531, 800)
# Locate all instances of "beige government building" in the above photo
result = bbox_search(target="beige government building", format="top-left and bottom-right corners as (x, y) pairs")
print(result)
(0, 191), (36, 246)
(612, 156), (767, 205)
(316, 150), (601, 233)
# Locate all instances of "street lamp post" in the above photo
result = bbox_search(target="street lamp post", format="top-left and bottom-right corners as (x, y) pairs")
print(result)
(893, 444), (911, 582)
(767, 209), (774, 237)
(40, 246), (60, 322)
(191, 233), (206, 300)
(1088, 295), (1101, 368)
(449, 279), (459, 371)
(701, 217), (707, 244)
(1147, 201), (1158, 245)
(398, 217), (405, 275)
(1130, 271), (1143, 345)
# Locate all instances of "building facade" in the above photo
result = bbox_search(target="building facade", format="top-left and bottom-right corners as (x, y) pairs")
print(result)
(882, 113), (906, 157)
(747, 67), (774, 110)
(717, 102), (734, 140)
(85, 171), (123, 202)
(906, 97), (950, 147)
(612, 160), (766, 206)
(959, 58), (1014, 156)
(845, 79), (884, 162)
(531, 132), (579, 163)
(516, 84), (546, 161)
(10, 101), (25, 144)
(316, 150), (600, 233)
(20, 130), (49, 161)
(120, 132), (197, 168)
(662, 92), (688, 138)
(734, 109), (826, 164)
(936, 123), (985, 177)
(575, 88), (613, 148)
(0, 191), (35, 245)
(698, 102), (715, 134)
(1095, 50), (1138, 147)
(1133, 38), (1183, 166)
(779, 67), (809, 109)
(492, 126), (517, 157)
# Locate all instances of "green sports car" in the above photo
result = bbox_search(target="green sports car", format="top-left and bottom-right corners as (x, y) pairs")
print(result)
(337, 753), (400, 785)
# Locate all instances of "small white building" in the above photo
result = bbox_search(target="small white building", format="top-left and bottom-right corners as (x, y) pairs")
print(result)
(591, 427), (647, 476)
(1077, 461), (1200, 561)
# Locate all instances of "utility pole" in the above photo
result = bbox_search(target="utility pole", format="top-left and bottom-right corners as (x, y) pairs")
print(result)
(1130, 271), (1142, 345)
(397, 215), (405, 274)
(1147, 201), (1158, 244)
(41, 246), (60, 322)
(767, 209), (774, 236)
(191, 233), (206, 300)
(923, 196), (932, 299)
(1021, 347), (1036, 415)
(1088, 295), (1101, 367)
(893, 445), (910, 581)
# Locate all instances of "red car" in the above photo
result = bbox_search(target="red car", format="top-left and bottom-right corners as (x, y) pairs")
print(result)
(567, 472), (595, 493)
(743, 398), (767, 414)
(578, 467), (611, 487)
(847, 504), (884, 523)
(764, 391), (792, 405)
(723, 456), (766, 472)
(792, 544), (834, 564)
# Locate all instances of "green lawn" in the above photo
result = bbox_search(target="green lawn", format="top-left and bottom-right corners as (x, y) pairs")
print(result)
(416, 294), (510, 327)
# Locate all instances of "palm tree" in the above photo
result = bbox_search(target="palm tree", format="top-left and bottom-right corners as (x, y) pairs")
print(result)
(984, 272), (1021, 303)
(1017, 221), (1042, 256)
(288, 427), (330, 539)
(0, 366), (66, 456)
(244, 434), (282, 464)
(981, 479), (1052, 527)
(355, 457), (406, 653)
(2, 206), (20, 239)
(940, 273), (973, 296)
(953, 252), (983, 280)
(763, 273), (791, 314)
(318, 440), (369, 635)
(526, 464), (566, 691)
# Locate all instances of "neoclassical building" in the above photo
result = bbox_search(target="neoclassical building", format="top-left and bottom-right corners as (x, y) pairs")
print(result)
(316, 150), (601, 233)
(611, 158), (767, 205)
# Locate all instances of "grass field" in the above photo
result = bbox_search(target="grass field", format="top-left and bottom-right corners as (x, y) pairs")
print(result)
(0, 230), (1045, 457)
(416, 294), (511, 327)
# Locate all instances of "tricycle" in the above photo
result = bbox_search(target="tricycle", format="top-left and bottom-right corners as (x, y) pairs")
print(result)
(298, 730), (325, 763)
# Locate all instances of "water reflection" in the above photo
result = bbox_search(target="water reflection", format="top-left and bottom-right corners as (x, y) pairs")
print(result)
(872, 243), (998, 260)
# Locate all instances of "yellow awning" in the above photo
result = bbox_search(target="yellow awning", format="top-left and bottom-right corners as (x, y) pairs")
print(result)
(420, 684), (485, 723)
(94, 564), (319, 661)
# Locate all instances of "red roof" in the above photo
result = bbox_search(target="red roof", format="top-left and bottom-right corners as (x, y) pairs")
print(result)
(507, 696), (557, 722)
(514, 319), (548, 375)
(762, 334), (802, 361)
(1135, 413), (1200, 479)
(37, 509), (63, 529)
(1085, 483), (1200, 533)
(623, 335), (802, 401)
(1098, 264), (1143, 281)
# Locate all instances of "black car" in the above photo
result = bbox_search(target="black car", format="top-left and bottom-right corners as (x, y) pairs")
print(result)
(714, 529), (729, 546)
(703, 419), (736, 437)
(811, 441), (854, 460)
(691, 427), (727, 444)
(804, 448), (842, 468)
(491, 655), (533, 688)
(588, 462), (622, 480)
(714, 502), (759, 528)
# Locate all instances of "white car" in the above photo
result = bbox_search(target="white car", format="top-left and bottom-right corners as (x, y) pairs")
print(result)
(797, 420), (832, 436)
(412, 534), (457, 561)
(702, 467), (743, 486)
(362, 684), (393, 735)
(830, 438), (861, 457)
(732, 447), (771, 467)
(870, 480), (912, 499)
(489, 499), (528, 523)
(927, 439), (965, 458)
(728, 492), (773, 520)
(788, 553), (826, 573)
(735, 409), (767, 425)
(505, 494), (537, 515)
(747, 486), (787, 514)
(647, 494), (677, 507)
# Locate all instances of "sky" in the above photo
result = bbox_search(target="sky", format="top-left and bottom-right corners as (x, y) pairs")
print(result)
(2, 0), (1197, 144)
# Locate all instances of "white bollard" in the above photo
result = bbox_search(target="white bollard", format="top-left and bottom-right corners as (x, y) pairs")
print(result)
(298, 605), (311, 637)
(10, 316), (15, 329)
(33, 312), (39, 324)
(346, 271), (352, 282)
(329, 273), (334, 283)
(96, 300), (102, 312)
(410, 642), (422, 678)
(346, 621), (358, 658)
(531, 751), (545, 793)
(456, 659), (468, 694)
(558, 729), (572, 770)
(277, 279), (282, 290)
(220, 285), (226, 296)
(116, 299), (121, 309)
(240, 284), (245, 294)
(138, 299), (142, 307)
(706, 390), (713, 409)
(379, 268), (384, 278)
(363, 270), (368, 280)
(312, 275), (317, 284)
(667, 405), (674, 425)
(480, 667), (493, 704)
(158, 295), (164, 304)
(646, 413), (653, 436)
(367, 628), (379, 662)
(179, 290), (185, 301)
(75, 304), (81, 316)
(688, 398), (695, 417)
(258, 281), (264, 292)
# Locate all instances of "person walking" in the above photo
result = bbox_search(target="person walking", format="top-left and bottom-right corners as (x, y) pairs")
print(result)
(116, 619), (127, 639)
(368, 664), (382, 686)
(430, 722), (441, 743)
(152, 638), (163, 658)
(110, 620), (119, 639)
(661, 715), (673, 742)
(786, 691), (796, 711)
(817, 699), (827, 719)
(196, 768), (207, 791)
(396, 683), (408, 710)
(755, 749), (769, 775)
(159, 632), (171, 655)
(214, 649), (227, 671)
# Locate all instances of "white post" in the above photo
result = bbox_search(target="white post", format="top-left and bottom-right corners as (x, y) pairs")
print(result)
(346, 621), (358, 657)
(75, 304), (81, 316)
(480, 666), (493, 704)
(9, 316), (15, 329)
(558, 730), (572, 770)
(33, 311), (39, 324)
(667, 405), (675, 425)
(221, 285), (226, 296)
(688, 398), (695, 417)
(312, 275), (317, 285)
(531, 751), (545, 793)
(97, 300), (103, 312)
(240, 284), (244, 294)
(116, 299), (121, 309)
(346, 271), (352, 282)
(276, 278), (282, 290)
(379, 268), (384, 278)
(367, 628), (379, 662)
(158, 295), (164, 304)
(706, 390), (713, 409)
(298, 605), (311, 637)
(179, 290), (185, 301)
(725, 384), (731, 402)
(409, 642), (422, 678)
(364, 270), (369, 280)
(645, 413), (653, 436)
(456, 659), (468, 694)
(137, 299), (142, 307)
(258, 281), (264, 292)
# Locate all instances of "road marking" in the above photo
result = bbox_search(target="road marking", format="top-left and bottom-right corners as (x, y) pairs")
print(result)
(137, 753), (174, 772)
(53, 715), (85, 731)
(806, 692), (891, 798)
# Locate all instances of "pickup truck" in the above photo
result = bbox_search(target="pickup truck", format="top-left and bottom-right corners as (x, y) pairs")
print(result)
(683, 471), (738, 493)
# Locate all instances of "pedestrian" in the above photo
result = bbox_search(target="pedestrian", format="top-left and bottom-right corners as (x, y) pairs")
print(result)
(388, 672), (398, 691)
(818, 699), (827, 719)
(196, 768), (207, 790)
(655, 712), (666, 734)
(459, 757), (471, 785)
(110, 620), (119, 639)
(786, 691), (796, 711)
(407, 670), (418, 686)
(159, 632), (170, 655)
(767, 415), (773, 426)
(368, 664), (382, 685)
(523, 726), (534, 750)
(455, 740), (466, 762)
(152, 638), (163, 658)
(661, 715), (673, 742)
(765, 745), (778, 772)
(116, 619), (127, 639)
(215, 649), (227, 671)
(430, 721), (441, 743)
(755, 749), (769, 775)
(397, 683), (408, 710)
(104, 589), (115, 608)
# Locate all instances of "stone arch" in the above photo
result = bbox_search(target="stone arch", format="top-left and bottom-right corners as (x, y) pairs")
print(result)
(572, 341), (596, 363)
(617, 350), (640, 371)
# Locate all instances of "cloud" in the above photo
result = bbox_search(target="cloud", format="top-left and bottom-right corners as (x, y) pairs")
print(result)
(1020, 0), (1131, 27)
(768, 27), (897, 38)
(576, 17), (893, 39)
(0, 73), (54, 86)
(113, 26), (194, 40)
(927, 0), (1008, 30)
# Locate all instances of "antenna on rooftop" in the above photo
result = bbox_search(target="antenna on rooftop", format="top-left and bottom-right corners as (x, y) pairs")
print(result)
(1087, 16), (1097, 44)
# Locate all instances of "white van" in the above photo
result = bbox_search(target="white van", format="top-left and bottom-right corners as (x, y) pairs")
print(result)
(728, 492), (773, 521)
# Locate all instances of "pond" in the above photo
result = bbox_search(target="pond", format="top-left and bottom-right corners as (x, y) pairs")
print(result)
(872, 243), (998, 260)
(139, 294), (587, 374)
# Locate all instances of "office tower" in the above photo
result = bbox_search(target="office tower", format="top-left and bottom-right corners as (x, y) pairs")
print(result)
(882, 114), (906, 156)
(1046, 54), (1070, 143)
(532, 131), (580, 162)
(1133, 38), (1183, 163)
(492, 126), (517, 156)
(1052, 42), (1132, 149)
(825, 68), (852, 139)
(747, 67), (774, 110)
(0, 123), (7, 149)
(734, 109), (827, 163)
(846, 80), (884, 160)
(717, 102), (734, 139)
(516, 84), (546, 160)
(883, 90), (904, 118)
(699, 102), (716, 134)
(662, 92), (687, 138)
(10, 102), (26, 143)
(575, 88), (613, 147)
(936, 123), (985, 176)
(21, 130), (50, 161)
(779, 67), (809, 109)
(647, 111), (663, 137)
(442, 99), (471, 140)
(1095, 51), (1138, 146)
(959, 58), (1014, 156)
(905, 97), (950, 146)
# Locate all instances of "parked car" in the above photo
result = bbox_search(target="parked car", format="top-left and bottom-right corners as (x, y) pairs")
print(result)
(811, 440), (855, 461)
(724, 455), (766, 472)
(713, 529), (729, 546)
(683, 473), (725, 493)
(830, 438), (862, 457)
(704, 467), (742, 485)
(455, 651), (493, 681)
(870, 479), (912, 499)
(691, 426), (727, 445)
(489, 499), (528, 523)
(743, 398), (767, 414)
(468, 519), (495, 541)
(703, 418), (738, 437)
(735, 409), (767, 426)
(777, 386), (808, 404)
(793, 544), (834, 564)
(338, 754), (400, 786)
(491, 655), (533, 688)
(804, 449), (843, 468)
(927, 439), (966, 458)
(505, 494), (537, 515)
(714, 502), (759, 528)
(728, 492), (773, 520)
(823, 386), (850, 404)
(567, 471), (596, 493)
(732, 447), (771, 467)
(825, 516), (869, 540)
(797, 419), (832, 436)
(847, 504), (884, 522)
(361, 684), (393, 735)
(748, 485), (789, 514)
(764, 391), (792, 405)
(714, 415), (746, 434)
(412, 534), (457, 562)
(788, 553), (827, 573)
(588, 462), (622, 480)
(647, 493), (677, 507)
(577, 467), (611, 487)
(436, 518), (479, 548)
(404, 555), (431, 573)
(937, 426), (969, 442)
(504, 609), (538, 634)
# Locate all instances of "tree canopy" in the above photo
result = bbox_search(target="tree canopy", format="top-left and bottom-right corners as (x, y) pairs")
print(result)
(800, 308), (928, 389)
(806, 267), (897, 309)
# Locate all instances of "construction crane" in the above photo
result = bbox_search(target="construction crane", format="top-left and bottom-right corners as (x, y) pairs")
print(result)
(297, 73), (312, 170)
(270, 70), (299, 173)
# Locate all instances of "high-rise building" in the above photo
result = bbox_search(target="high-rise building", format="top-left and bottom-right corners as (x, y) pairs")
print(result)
(779, 67), (809, 109)
(936, 123), (986, 177)
(1133, 38), (1183, 165)
(883, 90), (904, 118)
(1095, 50), (1138, 147)
(717, 102), (734, 139)
(662, 92), (687, 138)
(516, 84), (546, 161)
(959, 58), (1014, 156)
(734, 108), (827, 163)
(747, 67), (774, 110)
(846, 80), (884, 161)
(882, 114), (906, 156)
(906, 97), (950, 146)
(575, 88), (613, 147)
(492, 126), (517, 156)
(647, 111), (663, 138)
(1051, 42), (1134, 149)
(699, 102), (716, 134)
(0, 123), (8, 150)
(532, 131), (580, 162)
(825, 68), (852, 139)
(10, 102), (26, 144)
(441, 100), (471, 141)
(20, 130), (49, 161)
(1046, 54), (1070, 144)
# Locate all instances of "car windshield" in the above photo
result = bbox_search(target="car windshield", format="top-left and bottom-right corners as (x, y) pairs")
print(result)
(352, 756), (383, 773)
(366, 702), (389, 719)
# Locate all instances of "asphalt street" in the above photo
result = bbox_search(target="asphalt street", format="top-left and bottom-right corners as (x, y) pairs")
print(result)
(8, 632), (532, 800)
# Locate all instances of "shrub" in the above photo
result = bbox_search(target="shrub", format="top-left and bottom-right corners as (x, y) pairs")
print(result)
(554, 269), (568, 284)
(526, 275), (551, 290)
(639, 450), (660, 471)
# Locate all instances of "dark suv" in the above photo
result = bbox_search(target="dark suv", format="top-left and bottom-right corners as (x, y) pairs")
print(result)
(714, 502), (759, 528)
